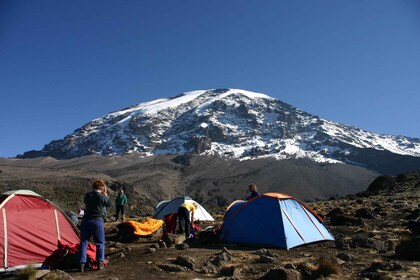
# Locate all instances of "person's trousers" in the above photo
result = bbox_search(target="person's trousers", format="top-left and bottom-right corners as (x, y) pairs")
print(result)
(79, 218), (105, 263)
(115, 204), (125, 219)
(177, 207), (190, 238)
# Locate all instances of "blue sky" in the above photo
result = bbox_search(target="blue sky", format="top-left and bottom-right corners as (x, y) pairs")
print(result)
(1, 0), (419, 158)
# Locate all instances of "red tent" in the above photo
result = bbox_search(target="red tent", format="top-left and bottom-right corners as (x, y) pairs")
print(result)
(0, 190), (80, 270)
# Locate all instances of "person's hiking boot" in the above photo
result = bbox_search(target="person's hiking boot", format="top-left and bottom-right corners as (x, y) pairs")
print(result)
(98, 262), (105, 270)
(79, 263), (85, 272)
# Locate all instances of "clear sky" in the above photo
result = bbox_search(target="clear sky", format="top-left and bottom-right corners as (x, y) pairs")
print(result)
(1, 0), (419, 158)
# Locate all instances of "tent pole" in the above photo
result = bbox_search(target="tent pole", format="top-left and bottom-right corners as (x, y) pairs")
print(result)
(2, 209), (8, 268)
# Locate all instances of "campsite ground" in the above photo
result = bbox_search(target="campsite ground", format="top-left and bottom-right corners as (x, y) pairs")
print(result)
(66, 174), (419, 280)
(1, 170), (419, 280)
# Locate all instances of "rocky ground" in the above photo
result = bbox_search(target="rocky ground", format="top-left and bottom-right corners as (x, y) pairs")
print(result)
(3, 171), (420, 280)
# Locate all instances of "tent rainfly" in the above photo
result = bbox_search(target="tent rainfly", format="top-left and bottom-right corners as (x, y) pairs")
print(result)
(0, 190), (80, 270)
(222, 193), (334, 249)
(153, 196), (214, 221)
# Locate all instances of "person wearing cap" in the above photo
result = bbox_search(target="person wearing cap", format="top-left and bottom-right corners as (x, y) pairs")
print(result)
(177, 201), (198, 239)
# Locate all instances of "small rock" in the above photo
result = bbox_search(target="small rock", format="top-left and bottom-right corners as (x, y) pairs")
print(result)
(385, 240), (394, 251)
(284, 263), (296, 269)
(253, 248), (276, 258)
(220, 265), (243, 277)
(252, 248), (268, 255)
(298, 261), (317, 278)
(211, 252), (234, 267)
(158, 240), (167, 249)
(157, 263), (187, 272)
(258, 268), (301, 280)
(355, 208), (378, 219)
(258, 255), (276, 263)
(378, 261), (402, 271)
(355, 199), (364, 204)
(335, 237), (350, 250)
(148, 248), (157, 254)
(201, 263), (217, 274)
(150, 243), (160, 249)
(360, 260), (402, 279)
(336, 253), (352, 261)
(222, 246), (232, 255)
(174, 255), (196, 269)
(175, 243), (189, 250)
(41, 270), (74, 280)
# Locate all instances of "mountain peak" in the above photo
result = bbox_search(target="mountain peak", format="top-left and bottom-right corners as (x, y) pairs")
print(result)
(18, 89), (420, 174)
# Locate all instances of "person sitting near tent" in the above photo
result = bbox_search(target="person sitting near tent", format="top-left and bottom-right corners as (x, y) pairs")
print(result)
(246, 183), (260, 200)
(79, 179), (112, 272)
(177, 202), (198, 239)
(115, 189), (128, 222)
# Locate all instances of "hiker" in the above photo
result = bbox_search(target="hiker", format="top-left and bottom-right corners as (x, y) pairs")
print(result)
(177, 201), (198, 239)
(79, 179), (112, 272)
(246, 183), (260, 200)
(115, 189), (128, 222)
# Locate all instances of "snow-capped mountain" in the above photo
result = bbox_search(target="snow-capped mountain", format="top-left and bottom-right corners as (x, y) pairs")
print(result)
(20, 89), (420, 172)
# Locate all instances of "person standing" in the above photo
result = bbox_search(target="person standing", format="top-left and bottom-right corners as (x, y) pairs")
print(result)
(247, 183), (260, 200)
(79, 179), (112, 272)
(115, 189), (128, 222)
(177, 201), (198, 239)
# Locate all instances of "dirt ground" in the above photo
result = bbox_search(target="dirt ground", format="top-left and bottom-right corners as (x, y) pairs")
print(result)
(67, 175), (419, 280)
(68, 235), (417, 280)
(71, 240), (338, 280)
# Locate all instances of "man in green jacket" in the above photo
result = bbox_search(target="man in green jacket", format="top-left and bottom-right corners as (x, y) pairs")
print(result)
(115, 189), (128, 222)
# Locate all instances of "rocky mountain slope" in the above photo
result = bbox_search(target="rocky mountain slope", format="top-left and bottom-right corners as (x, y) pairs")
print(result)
(18, 89), (420, 175)
(0, 154), (378, 214)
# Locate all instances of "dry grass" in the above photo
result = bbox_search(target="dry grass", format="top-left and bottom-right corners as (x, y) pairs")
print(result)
(315, 257), (341, 277)
(42, 272), (65, 280)
(15, 265), (38, 280)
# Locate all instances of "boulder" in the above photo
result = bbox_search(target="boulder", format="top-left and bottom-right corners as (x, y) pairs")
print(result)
(367, 176), (396, 193)
(395, 236), (420, 261)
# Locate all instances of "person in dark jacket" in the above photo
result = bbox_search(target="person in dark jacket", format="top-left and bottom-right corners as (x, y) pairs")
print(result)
(79, 179), (112, 272)
(247, 183), (260, 200)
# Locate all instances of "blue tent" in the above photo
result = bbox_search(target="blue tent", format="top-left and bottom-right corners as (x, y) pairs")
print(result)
(222, 193), (334, 249)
